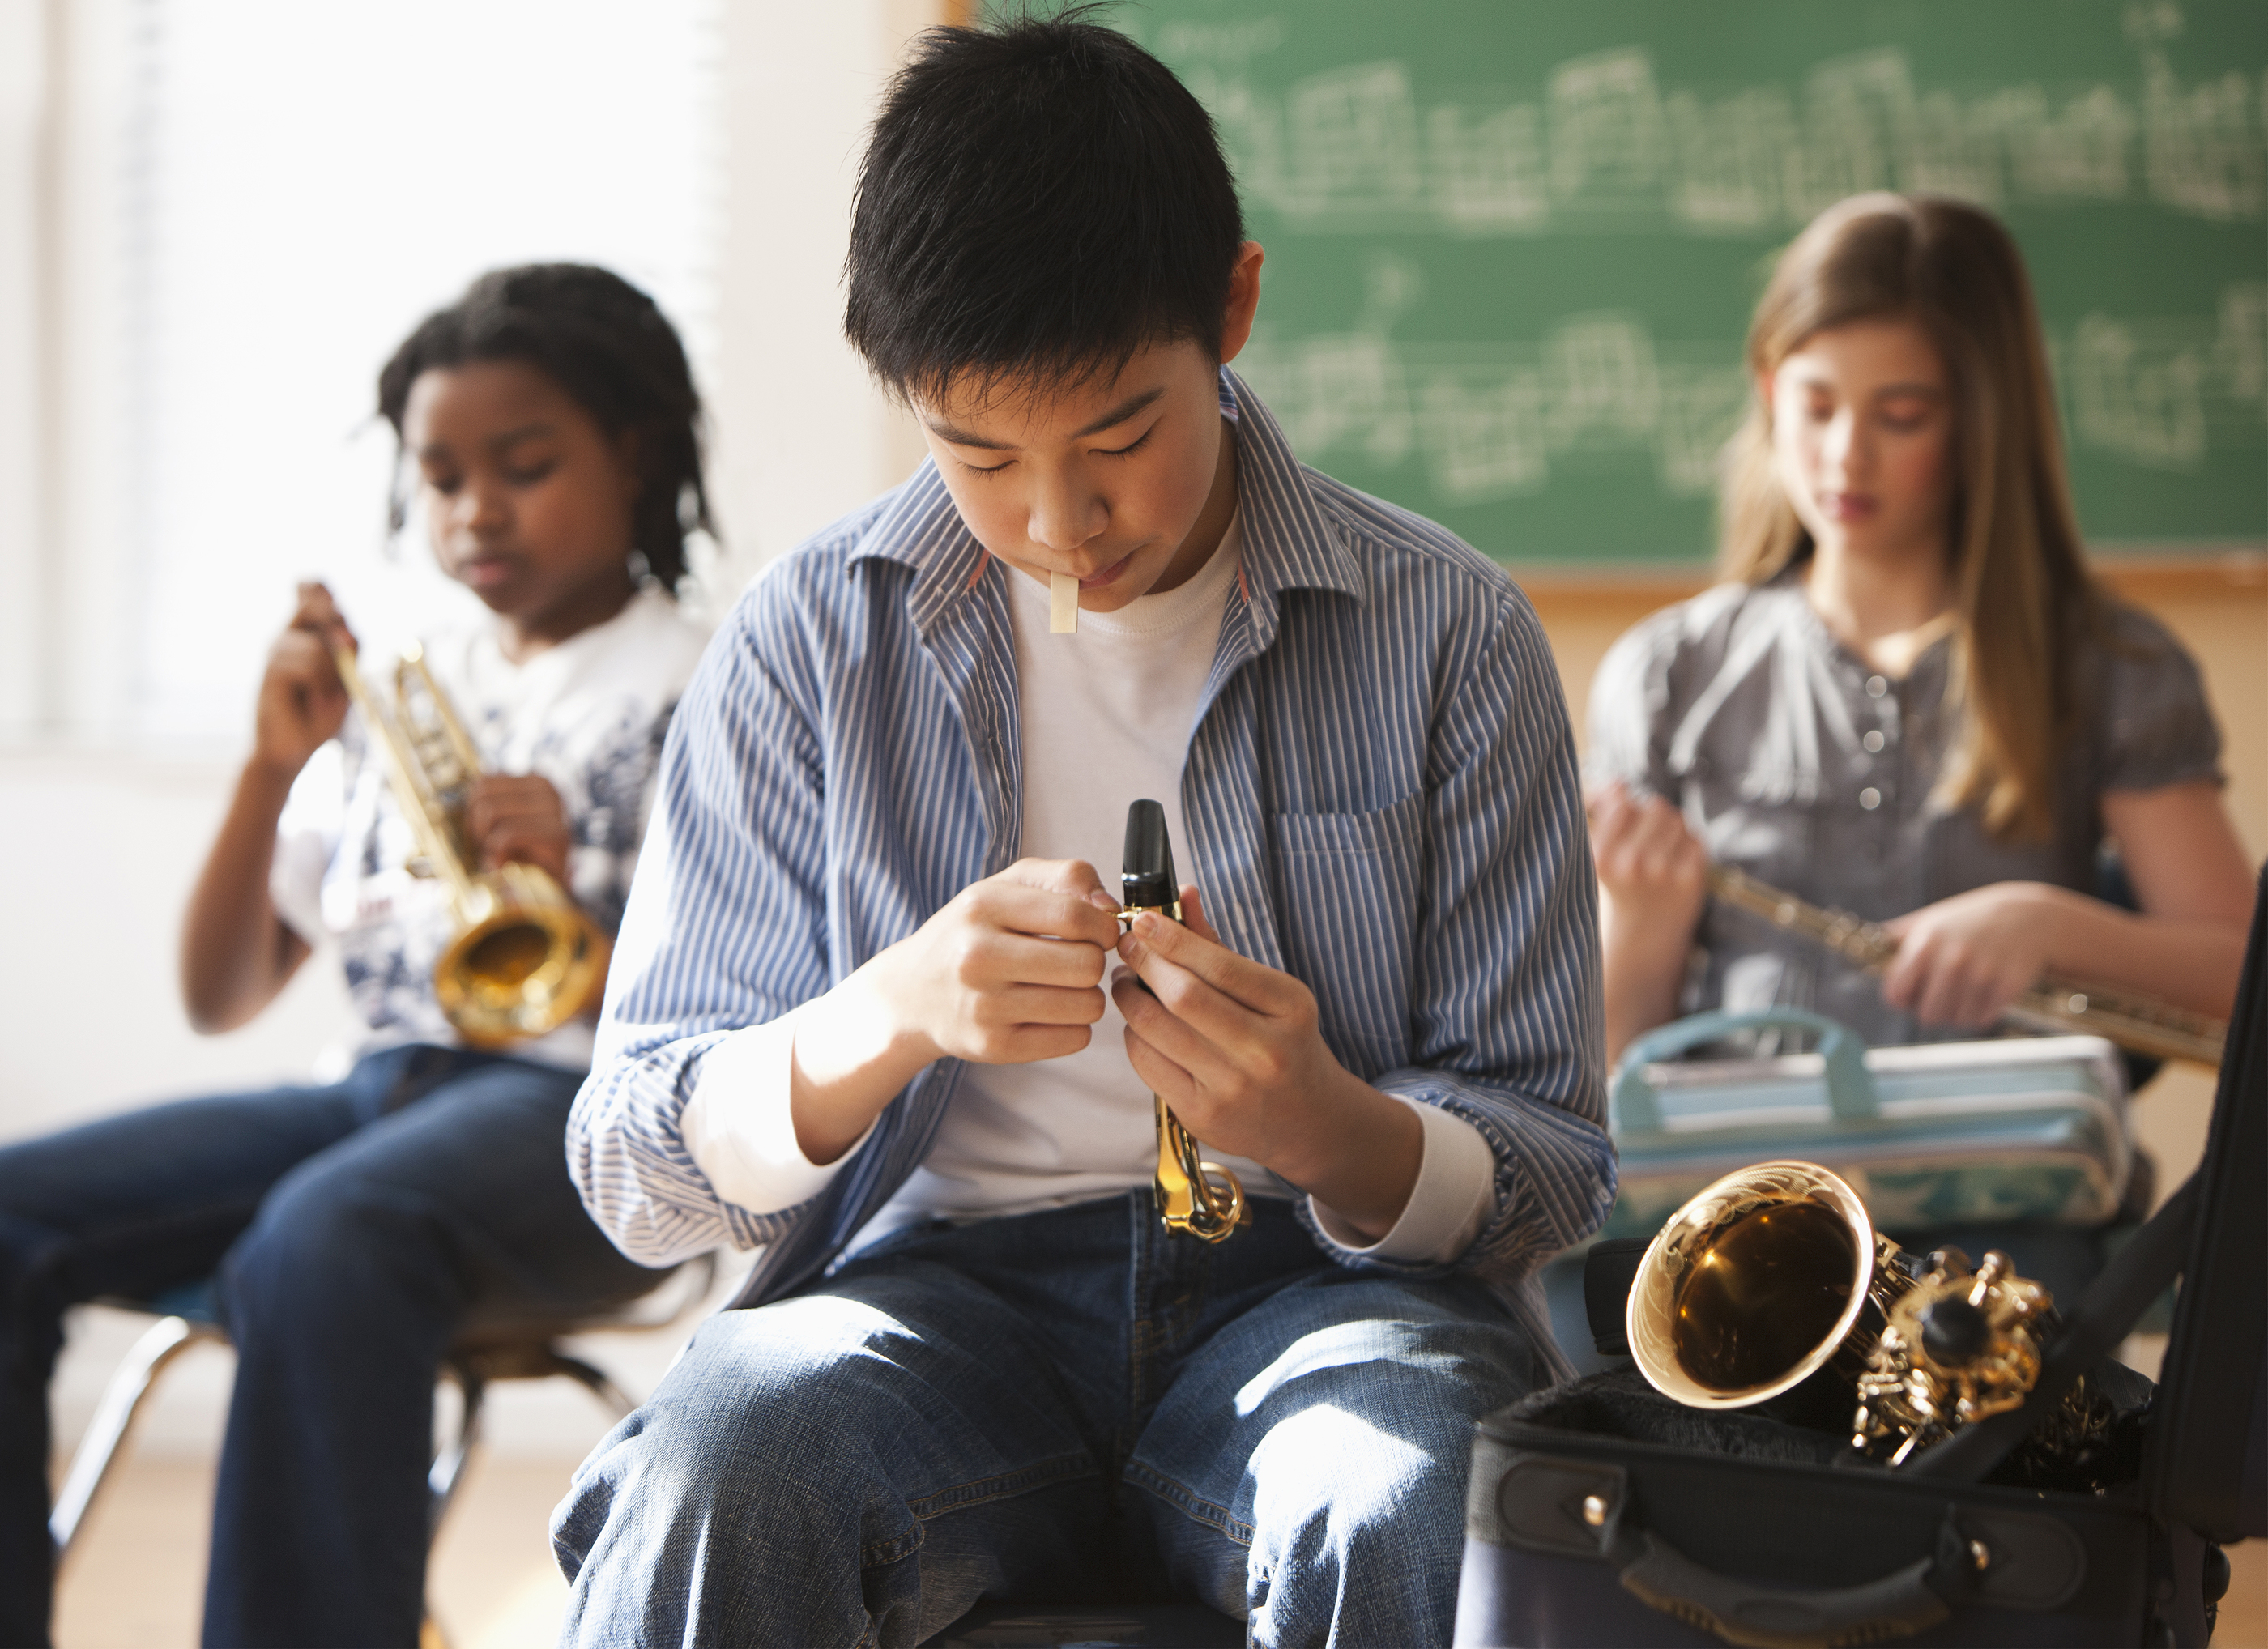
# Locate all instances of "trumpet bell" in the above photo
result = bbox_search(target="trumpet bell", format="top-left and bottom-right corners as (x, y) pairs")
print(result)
(1626, 1161), (1888, 1409)
(433, 863), (611, 1048)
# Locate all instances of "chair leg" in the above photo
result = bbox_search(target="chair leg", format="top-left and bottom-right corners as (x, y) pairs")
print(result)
(49, 1315), (219, 1565)
(419, 1341), (636, 1638)
(542, 1350), (638, 1421)
(428, 1357), (487, 1538)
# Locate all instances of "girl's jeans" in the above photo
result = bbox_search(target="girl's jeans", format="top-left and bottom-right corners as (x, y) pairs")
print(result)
(0, 1044), (662, 1649)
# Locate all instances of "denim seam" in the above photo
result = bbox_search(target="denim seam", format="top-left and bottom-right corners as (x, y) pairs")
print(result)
(1122, 1459), (1255, 1547)
(859, 1451), (1101, 1566)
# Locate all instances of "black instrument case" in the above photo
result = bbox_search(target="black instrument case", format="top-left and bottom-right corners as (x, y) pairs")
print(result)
(1455, 867), (2267, 1648)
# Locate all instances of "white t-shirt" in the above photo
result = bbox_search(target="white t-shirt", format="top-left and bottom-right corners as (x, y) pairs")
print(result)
(872, 516), (1273, 1234)
(683, 522), (1496, 1264)
(270, 587), (710, 1072)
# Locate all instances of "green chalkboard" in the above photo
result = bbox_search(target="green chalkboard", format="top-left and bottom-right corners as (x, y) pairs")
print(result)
(1073, 1), (2268, 568)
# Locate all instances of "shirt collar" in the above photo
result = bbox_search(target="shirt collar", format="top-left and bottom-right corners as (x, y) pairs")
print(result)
(848, 366), (1362, 635)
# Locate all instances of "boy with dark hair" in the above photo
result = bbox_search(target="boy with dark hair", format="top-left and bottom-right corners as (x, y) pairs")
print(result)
(556, 15), (1611, 1645)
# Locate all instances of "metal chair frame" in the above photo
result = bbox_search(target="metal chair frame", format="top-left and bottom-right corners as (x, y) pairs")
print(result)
(48, 1253), (718, 1586)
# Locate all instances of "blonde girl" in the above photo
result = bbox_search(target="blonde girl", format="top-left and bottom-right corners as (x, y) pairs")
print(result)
(1586, 192), (2253, 1063)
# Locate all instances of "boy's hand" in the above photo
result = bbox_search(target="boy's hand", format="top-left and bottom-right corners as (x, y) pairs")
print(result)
(467, 774), (575, 884)
(876, 858), (1123, 1067)
(253, 582), (356, 780)
(1111, 886), (1373, 1185)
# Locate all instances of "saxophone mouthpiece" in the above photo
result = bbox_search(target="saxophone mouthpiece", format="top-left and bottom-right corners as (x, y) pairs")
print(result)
(1121, 799), (1176, 914)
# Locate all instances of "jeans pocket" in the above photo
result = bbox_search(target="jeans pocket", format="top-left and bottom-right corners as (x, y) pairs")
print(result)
(1267, 795), (1422, 1074)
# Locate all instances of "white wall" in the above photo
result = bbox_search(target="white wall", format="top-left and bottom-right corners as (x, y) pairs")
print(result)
(702, 0), (934, 594)
(5, 0), (937, 1456)
(0, 0), (45, 733)
(2, 0), (141, 743)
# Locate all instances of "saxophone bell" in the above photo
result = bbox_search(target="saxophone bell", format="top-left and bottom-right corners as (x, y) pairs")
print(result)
(1120, 799), (1248, 1242)
(1628, 1161), (2091, 1464)
(1626, 1161), (1900, 1411)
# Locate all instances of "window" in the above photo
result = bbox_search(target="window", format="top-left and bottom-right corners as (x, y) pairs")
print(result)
(103, 0), (721, 744)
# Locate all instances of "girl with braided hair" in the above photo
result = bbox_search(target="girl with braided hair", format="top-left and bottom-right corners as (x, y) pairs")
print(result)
(0, 263), (714, 1647)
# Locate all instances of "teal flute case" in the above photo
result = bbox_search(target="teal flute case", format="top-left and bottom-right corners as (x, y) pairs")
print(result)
(1598, 1008), (2132, 1243)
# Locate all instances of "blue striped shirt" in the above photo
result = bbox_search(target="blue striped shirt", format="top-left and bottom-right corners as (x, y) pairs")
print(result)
(569, 369), (1614, 1310)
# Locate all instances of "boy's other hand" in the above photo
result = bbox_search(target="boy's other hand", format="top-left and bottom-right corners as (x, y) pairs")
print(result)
(1112, 886), (1379, 1187)
(880, 858), (1123, 1067)
(467, 774), (574, 884)
(252, 582), (358, 781)
(1585, 779), (1708, 928)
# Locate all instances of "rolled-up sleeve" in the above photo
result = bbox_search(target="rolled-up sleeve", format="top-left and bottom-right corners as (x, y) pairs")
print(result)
(567, 579), (834, 1267)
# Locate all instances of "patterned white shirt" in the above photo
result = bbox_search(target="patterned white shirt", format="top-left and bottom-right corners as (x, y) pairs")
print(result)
(271, 587), (710, 1071)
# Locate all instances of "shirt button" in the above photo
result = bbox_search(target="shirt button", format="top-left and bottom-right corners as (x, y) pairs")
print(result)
(1862, 729), (1886, 753)
(1859, 786), (1883, 811)
(1865, 675), (1890, 699)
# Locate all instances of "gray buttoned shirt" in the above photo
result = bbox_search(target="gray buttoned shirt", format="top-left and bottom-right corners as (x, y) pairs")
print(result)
(1587, 569), (2223, 1046)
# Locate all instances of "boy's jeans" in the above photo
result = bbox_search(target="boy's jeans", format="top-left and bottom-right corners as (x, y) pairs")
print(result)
(0, 1045), (661, 1649)
(553, 1192), (1549, 1647)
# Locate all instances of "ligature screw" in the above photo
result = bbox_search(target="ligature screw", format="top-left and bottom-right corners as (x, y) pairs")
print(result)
(1580, 1494), (1609, 1528)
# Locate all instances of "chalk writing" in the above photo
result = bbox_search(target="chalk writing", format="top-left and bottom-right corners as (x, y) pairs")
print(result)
(1159, 24), (2266, 232)
(1245, 285), (2263, 501)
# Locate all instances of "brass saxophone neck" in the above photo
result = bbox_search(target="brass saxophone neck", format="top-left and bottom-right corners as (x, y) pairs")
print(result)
(1122, 797), (1247, 1242)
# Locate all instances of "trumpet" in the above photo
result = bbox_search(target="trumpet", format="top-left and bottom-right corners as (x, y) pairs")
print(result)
(1627, 1161), (2092, 1463)
(1707, 863), (2227, 1067)
(330, 637), (609, 1048)
(1119, 799), (1247, 1243)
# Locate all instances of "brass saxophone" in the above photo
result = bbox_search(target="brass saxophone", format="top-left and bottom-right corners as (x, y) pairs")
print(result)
(330, 637), (609, 1048)
(1628, 1161), (2094, 1464)
(1707, 863), (2226, 1067)
(1120, 799), (1247, 1242)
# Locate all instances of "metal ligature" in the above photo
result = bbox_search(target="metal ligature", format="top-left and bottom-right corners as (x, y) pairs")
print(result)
(1120, 799), (1248, 1242)
(1627, 1161), (2095, 1464)
(330, 637), (609, 1048)
(1707, 863), (2226, 1067)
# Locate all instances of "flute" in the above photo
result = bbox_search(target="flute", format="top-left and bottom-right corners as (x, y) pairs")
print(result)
(1706, 863), (2226, 1067)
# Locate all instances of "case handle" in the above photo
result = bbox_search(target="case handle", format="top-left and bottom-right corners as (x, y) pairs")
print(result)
(1610, 1008), (1877, 1134)
(1611, 1511), (1974, 1649)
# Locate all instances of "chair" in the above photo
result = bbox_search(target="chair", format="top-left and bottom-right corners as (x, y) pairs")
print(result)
(48, 1254), (719, 1609)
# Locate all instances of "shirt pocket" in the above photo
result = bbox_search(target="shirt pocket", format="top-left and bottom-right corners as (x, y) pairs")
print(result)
(1267, 793), (1422, 1076)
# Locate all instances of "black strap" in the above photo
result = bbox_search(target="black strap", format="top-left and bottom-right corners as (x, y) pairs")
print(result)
(1904, 1171), (2201, 1482)
(1584, 1238), (1650, 1356)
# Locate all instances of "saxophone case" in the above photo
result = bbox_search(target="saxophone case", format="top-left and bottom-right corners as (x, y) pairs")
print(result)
(1453, 867), (2267, 1648)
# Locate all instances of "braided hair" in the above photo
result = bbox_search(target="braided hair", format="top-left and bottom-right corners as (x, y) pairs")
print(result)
(377, 263), (714, 594)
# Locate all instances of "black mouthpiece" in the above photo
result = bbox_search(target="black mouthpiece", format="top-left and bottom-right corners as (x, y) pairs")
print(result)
(1122, 799), (1177, 911)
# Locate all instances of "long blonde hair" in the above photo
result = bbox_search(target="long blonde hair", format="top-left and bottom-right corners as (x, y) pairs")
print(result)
(1719, 193), (2103, 840)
